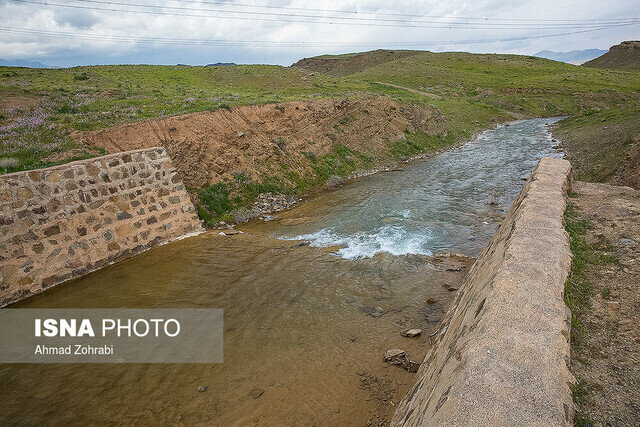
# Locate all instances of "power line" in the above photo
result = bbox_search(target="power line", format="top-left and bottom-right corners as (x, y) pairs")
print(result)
(54, 0), (640, 24)
(8, 0), (640, 30)
(1, 23), (636, 48)
(69, 0), (640, 28)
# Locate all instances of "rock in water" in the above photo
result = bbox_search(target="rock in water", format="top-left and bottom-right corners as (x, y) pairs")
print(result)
(401, 329), (422, 337)
(249, 387), (264, 399)
(384, 349), (420, 372)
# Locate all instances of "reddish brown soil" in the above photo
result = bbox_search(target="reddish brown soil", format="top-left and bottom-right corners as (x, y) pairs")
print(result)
(75, 97), (445, 189)
(0, 94), (37, 114)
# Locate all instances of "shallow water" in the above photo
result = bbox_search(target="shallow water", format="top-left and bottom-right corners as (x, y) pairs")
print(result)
(0, 118), (563, 425)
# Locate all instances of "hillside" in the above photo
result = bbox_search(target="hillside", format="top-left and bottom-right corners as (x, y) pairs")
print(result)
(291, 49), (420, 76)
(583, 41), (640, 70)
(2, 49), (639, 220)
(534, 49), (606, 65)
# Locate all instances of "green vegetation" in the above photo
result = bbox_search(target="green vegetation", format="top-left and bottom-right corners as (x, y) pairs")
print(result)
(389, 131), (456, 158)
(196, 183), (235, 224)
(310, 143), (373, 183)
(554, 105), (640, 186)
(564, 202), (618, 348)
(195, 143), (375, 223)
(564, 200), (622, 425)
(196, 173), (290, 225)
(2, 51), (639, 175)
(2, 50), (639, 223)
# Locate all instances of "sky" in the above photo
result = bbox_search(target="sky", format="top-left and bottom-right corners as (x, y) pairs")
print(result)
(0, 0), (638, 67)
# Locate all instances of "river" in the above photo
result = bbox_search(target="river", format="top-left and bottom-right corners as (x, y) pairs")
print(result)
(0, 118), (563, 425)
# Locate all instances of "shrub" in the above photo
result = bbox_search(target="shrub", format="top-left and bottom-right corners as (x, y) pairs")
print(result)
(197, 183), (233, 217)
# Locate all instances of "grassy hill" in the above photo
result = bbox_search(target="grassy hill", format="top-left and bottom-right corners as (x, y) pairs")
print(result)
(1, 49), (639, 216)
(291, 49), (421, 76)
(583, 41), (640, 70)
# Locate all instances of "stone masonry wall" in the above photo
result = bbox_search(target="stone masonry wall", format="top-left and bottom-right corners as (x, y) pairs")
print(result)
(0, 147), (204, 306)
(392, 157), (575, 426)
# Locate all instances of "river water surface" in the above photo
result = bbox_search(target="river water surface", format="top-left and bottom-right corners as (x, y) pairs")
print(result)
(0, 118), (562, 425)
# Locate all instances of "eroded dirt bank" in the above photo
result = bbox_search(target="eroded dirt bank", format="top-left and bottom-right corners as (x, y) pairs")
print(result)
(75, 97), (446, 190)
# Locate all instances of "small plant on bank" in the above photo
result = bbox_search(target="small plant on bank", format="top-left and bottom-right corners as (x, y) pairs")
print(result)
(197, 183), (234, 225)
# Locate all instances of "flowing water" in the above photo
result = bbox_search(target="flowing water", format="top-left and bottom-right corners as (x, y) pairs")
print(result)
(247, 117), (564, 259)
(0, 118), (563, 425)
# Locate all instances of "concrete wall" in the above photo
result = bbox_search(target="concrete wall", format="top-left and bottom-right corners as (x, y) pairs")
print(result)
(392, 157), (575, 426)
(0, 147), (203, 306)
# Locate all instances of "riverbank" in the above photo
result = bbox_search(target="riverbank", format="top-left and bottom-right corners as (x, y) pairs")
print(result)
(241, 118), (563, 260)
(565, 181), (640, 426)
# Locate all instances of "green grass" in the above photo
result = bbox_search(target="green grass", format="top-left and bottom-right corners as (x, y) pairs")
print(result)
(2, 50), (639, 206)
(194, 143), (376, 223)
(564, 202), (618, 347)
(564, 200), (621, 425)
(389, 131), (456, 158)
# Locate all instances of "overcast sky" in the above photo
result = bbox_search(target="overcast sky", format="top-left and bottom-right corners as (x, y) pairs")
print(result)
(0, 0), (638, 67)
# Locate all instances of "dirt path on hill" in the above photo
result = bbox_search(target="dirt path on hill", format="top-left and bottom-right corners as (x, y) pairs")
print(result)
(569, 181), (640, 426)
(374, 81), (442, 99)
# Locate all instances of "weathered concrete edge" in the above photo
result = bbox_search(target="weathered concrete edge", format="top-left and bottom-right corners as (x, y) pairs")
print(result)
(392, 157), (575, 426)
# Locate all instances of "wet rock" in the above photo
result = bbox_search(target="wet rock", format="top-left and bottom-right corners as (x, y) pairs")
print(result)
(223, 229), (243, 235)
(197, 385), (208, 393)
(361, 306), (386, 318)
(234, 193), (298, 223)
(323, 175), (344, 189)
(443, 283), (459, 291)
(426, 298), (437, 304)
(401, 329), (422, 337)
(384, 349), (420, 372)
(249, 387), (264, 399)
(385, 349), (405, 360)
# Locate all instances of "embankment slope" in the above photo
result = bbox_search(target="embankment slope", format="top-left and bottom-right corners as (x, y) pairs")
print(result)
(75, 97), (446, 189)
(392, 157), (574, 425)
(583, 41), (640, 70)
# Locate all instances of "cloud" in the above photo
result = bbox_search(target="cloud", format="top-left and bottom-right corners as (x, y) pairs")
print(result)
(53, 9), (100, 29)
(0, 0), (637, 66)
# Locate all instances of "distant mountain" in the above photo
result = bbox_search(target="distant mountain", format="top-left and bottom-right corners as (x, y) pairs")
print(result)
(0, 58), (55, 68)
(583, 41), (640, 70)
(207, 62), (236, 66)
(534, 49), (607, 65)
